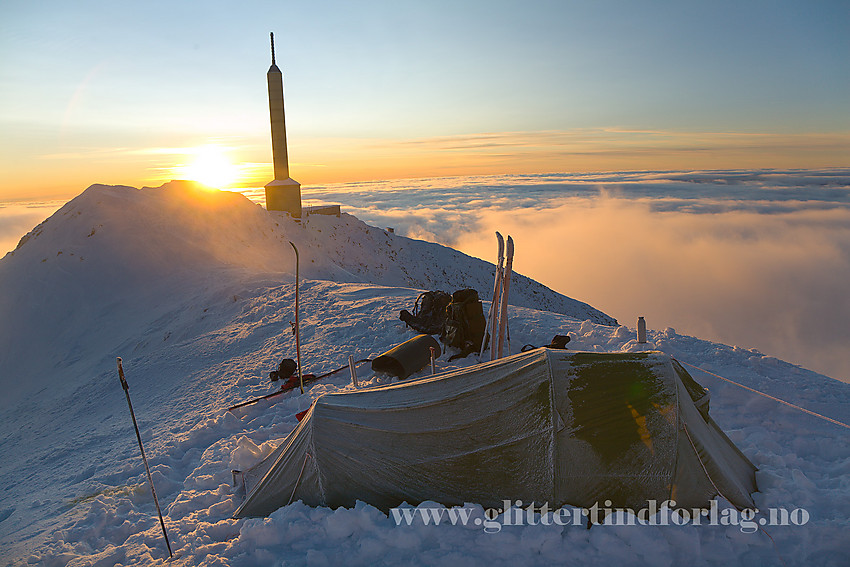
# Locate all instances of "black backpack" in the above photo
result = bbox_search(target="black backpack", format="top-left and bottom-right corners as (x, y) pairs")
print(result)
(399, 291), (452, 335)
(269, 358), (297, 382)
(443, 288), (486, 359)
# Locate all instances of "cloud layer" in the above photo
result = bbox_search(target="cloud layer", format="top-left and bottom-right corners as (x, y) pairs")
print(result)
(298, 169), (850, 382)
(456, 199), (850, 384)
(0, 201), (65, 257)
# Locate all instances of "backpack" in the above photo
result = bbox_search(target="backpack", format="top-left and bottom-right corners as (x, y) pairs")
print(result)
(443, 288), (486, 360)
(399, 291), (452, 335)
(269, 358), (297, 382)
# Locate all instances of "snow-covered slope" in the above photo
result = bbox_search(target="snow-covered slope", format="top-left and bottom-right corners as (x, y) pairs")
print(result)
(0, 183), (612, 408)
(0, 183), (847, 566)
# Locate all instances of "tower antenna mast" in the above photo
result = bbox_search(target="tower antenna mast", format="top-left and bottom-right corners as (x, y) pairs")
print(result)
(264, 31), (301, 217)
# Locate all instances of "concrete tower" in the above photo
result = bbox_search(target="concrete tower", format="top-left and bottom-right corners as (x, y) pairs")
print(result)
(265, 32), (302, 217)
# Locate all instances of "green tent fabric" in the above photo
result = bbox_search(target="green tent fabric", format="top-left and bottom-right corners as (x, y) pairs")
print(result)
(234, 349), (757, 518)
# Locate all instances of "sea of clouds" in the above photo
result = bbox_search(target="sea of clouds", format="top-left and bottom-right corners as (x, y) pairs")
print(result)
(2, 169), (848, 382)
(291, 169), (850, 383)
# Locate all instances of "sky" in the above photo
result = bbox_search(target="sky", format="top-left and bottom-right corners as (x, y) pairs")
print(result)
(1, 0), (849, 201)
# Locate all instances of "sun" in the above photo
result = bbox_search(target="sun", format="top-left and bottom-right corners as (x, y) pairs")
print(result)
(180, 146), (240, 188)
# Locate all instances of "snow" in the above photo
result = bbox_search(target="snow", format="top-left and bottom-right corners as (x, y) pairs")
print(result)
(0, 181), (848, 566)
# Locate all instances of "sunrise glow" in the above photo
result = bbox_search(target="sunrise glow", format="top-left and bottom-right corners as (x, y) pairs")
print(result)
(176, 146), (241, 189)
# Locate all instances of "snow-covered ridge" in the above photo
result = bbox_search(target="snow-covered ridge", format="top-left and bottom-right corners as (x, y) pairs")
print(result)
(0, 182), (613, 407)
(5, 182), (614, 323)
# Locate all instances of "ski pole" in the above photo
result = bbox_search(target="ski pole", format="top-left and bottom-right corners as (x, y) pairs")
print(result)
(289, 241), (304, 394)
(116, 357), (173, 559)
(228, 384), (288, 411)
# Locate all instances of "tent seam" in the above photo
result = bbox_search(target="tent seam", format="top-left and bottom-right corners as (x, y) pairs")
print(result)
(680, 421), (745, 511)
(544, 349), (557, 506)
(672, 359), (681, 505)
(287, 452), (312, 506)
(309, 408), (326, 507)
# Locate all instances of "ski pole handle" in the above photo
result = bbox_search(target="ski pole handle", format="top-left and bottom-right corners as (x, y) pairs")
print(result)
(117, 357), (129, 391)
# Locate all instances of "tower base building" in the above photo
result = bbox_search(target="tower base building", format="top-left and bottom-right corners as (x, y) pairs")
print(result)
(265, 178), (302, 218)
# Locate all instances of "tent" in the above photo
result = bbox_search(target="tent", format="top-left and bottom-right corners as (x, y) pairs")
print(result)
(234, 349), (757, 518)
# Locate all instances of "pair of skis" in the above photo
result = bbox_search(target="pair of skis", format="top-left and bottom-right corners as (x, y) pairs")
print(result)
(480, 232), (514, 360)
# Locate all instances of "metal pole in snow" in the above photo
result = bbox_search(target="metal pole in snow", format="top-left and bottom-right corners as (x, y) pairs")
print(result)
(290, 241), (304, 394)
(348, 354), (359, 387)
(116, 357), (173, 559)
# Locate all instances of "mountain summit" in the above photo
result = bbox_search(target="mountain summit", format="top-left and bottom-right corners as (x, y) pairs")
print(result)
(0, 181), (614, 407)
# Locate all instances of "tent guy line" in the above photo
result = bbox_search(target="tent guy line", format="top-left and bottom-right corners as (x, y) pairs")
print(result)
(680, 361), (850, 430)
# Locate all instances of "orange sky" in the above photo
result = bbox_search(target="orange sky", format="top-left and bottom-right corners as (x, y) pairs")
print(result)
(4, 129), (848, 202)
(1, 1), (848, 201)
